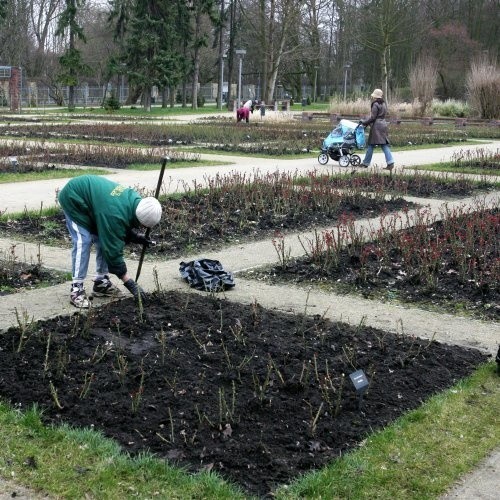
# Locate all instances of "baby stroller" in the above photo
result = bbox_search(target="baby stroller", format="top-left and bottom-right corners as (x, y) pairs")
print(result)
(318, 119), (366, 167)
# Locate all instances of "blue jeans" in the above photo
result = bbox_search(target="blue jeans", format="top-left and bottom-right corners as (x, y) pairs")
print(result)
(362, 144), (394, 166)
(64, 213), (108, 282)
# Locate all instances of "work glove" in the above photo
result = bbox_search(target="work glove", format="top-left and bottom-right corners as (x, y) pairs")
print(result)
(123, 278), (147, 303)
(128, 229), (156, 247)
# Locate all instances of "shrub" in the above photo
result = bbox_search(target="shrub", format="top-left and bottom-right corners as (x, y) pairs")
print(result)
(197, 94), (205, 108)
(466, 55), (500, 119)
(431, 99), (470, 118)
(103, 93), (121, 111)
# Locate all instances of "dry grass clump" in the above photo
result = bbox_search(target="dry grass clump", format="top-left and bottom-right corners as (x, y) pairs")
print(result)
(466, 56), (500, 119)
(409, 56), (438, 116)
(328, 96), (417, 118)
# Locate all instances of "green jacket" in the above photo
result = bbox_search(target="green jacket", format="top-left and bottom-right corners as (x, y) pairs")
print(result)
(58, 175), (141, 278)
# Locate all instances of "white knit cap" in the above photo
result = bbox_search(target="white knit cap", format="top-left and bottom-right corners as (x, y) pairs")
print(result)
(136, 197), (162, 227)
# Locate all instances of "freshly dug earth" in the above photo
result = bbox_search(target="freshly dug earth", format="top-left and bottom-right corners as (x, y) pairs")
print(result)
(0, 291), (489, 496)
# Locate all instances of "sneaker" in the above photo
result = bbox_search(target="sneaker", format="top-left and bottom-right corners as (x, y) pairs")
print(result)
(360, 163), (369, 168)
(70, 283), (90, 308)
(383, 163), (394, 170)
(93, 275), (121, 297)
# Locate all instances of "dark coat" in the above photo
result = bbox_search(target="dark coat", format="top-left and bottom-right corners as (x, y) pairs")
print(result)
(362, 98), (389, 145)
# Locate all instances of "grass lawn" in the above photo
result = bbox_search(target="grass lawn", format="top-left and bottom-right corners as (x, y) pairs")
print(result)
(0, 167), (110, 184)
(408, 162), (500, 176)
(127, 159), (233, 170)
(0, 363), (497, 499)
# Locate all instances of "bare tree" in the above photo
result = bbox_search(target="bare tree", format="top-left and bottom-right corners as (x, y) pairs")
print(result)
(356, 0), (418, 99)
(0, 0), (31, 68)
(242, 0), (300, 104)
(79, 3), (119, 86)
(190, 0), (216, 109)
(29, 0), (65, 76)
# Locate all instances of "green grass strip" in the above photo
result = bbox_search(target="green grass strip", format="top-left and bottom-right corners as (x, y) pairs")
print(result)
(0, 403), (245, 499)
(127, 159), (233, 170)
(0, 206), (62, 221)
(276, 363), (499, 499)
(0, 168), (109, 184)
(408, 162), (500, 176)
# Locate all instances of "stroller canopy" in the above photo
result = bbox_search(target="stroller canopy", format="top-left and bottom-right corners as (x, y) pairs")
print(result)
(323, 119), (365, 149)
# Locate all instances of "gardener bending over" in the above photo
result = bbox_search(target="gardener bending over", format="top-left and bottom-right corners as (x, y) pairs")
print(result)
(236, 99), (255, 123)
(58, 175), (162, 308)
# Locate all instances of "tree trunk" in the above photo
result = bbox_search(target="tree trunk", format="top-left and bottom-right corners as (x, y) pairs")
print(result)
(191, 9), (202, 110)
(217, 0), (225, 110)
(381, 45), (389, 101)
(161, 87), (168, 108)
(142, 87), (151, 112)
(68, 30), (75, 110)
(226, 0), (238, 109)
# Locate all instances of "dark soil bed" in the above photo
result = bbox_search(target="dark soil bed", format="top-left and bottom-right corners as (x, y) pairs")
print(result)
(0, 291), (489, 497)
(0, 259), (68, 295)
(248, 213), (499, 321)
(0, 197), (412, 258)
(0, 163), (60, 174)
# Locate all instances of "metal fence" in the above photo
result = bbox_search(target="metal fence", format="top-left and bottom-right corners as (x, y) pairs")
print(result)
(1, 82), (315, 110)
(19, 85), (128, 109)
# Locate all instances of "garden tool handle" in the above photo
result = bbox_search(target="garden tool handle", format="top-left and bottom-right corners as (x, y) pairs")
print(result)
(135, 156), (169, 282)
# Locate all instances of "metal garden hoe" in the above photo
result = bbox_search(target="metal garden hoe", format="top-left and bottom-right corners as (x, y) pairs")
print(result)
(135, 156), (169, 283)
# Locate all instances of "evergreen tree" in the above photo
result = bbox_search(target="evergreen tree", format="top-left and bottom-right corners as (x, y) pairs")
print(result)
(118, 0), (183, 111)
(0, 0), (7, 21)
(56, 0), (90, 110)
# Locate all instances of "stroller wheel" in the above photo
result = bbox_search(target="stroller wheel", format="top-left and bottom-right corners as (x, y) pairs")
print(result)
(318, 152), (329, 165)
(350, 154), (361, 166)
(339, 155), (350, 167)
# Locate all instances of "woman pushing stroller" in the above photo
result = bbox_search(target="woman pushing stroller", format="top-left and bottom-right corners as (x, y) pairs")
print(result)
(359, 88), (395, 170)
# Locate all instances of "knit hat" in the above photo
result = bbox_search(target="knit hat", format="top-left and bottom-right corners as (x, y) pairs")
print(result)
(136, 197), (162, 227)
(371, 88), (383, 99)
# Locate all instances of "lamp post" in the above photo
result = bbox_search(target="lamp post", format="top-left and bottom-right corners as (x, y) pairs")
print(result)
(343, 62), (351, 101)
(119, 63), (126, 105)
(313, 65), (319, 102)
(218, 54), (226, 110)
(235, 49), (246, 110)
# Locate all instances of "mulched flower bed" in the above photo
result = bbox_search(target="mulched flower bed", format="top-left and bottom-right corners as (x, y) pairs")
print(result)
(0, 259), (67, 295)
(250, 211), (500, 321)
(0, 197), (412, 257)
(0, 163), (59, 174)
(0, 291), (489, 496)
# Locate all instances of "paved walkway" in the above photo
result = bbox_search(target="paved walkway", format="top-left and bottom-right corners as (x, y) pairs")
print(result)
(0, 124), (498, 498)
